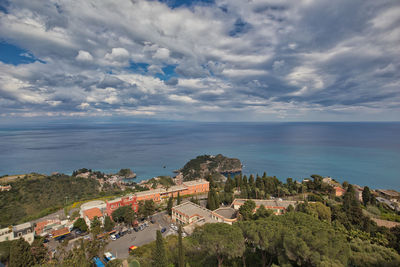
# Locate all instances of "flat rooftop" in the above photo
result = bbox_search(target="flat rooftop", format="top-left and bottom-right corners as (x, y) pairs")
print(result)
(13, 222), (31, 231)
(232, 199), (300, 209)
(213, 207), (237, 219)
(173, 201), (217, 224)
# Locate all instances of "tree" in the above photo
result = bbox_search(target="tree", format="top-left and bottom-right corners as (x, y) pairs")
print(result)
(139, 200), (156, 218)
(31, 238), (48, 265)
(104, 216), (115, 232)
(9, 238), (33, 267)
(207, 190), (216, 210)
(286, 204), (294, 212)
(239, 200), (256, 221)
(90, 216), (102, 236)
(193, 223), (245, 267)
(73, 217), (88, 232)
(178, 225), (184, 267)
(167, 197), (173, 216)
(152, 230), (167, 267)
(177, 192), (181, 205)
(362, 186), (371, 206)
(112, 206), (135, 225)
(254, 205), (273, 220)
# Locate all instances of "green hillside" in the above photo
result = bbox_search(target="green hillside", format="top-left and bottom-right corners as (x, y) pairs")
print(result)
(0, 174), (103, 227)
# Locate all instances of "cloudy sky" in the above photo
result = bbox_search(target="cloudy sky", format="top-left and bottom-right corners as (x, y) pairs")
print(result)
(0, 0), (399, 122)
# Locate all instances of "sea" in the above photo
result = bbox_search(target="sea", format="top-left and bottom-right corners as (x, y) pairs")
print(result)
(0, 121), (399, 190)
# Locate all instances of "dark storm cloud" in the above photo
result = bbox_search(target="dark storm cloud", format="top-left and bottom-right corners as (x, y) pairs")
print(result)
(0, 0), (399, 121)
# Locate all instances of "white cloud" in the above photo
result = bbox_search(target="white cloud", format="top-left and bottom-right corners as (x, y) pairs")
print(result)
(76, 50), (93, 61)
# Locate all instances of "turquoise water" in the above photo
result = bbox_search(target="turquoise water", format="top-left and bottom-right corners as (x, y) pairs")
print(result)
(0, 121), (399, 190)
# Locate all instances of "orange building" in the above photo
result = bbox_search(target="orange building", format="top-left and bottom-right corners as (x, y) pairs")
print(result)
(334, 186), (346, 197)
(133, 179), (209, 203)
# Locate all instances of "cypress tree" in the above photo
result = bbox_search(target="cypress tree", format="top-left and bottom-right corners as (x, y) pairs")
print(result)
(178, 225), (184, 267)
(213, 190), (219, 210)
(362, 186), (371, 206)
(177, 192), (181, 205)
(207, 189), (216, 210)
(152, 230), (167, 267)
(167, 197), (173, 215)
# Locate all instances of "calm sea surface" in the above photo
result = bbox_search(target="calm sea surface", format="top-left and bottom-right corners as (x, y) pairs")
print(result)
(0, 121), (399, 190)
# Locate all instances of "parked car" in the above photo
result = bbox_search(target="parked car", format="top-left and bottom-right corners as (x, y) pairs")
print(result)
(161, 227), (167, 233)
(182, 232), (187, 238)
(110, 235), (117, 241)
(133, 227), (139, 232)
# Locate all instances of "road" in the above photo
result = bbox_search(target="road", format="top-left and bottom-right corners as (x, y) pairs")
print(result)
(105, 211), (175, 259)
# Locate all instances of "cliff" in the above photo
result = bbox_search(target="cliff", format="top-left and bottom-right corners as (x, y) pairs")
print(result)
(180, 154), (242, 181)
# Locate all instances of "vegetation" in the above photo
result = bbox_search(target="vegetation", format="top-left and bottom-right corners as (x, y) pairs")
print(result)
(167, 197), (173, 215)
(73, 218), (88, 232)
(181, 154), (241, 181)
(104, 215), (115, 232)
(0, 173), (111, 227)
(118, 168), (135, 178)
(111, 206), (135, 226)
(145, 176), (175, 189)
(152, 230), (167, 267)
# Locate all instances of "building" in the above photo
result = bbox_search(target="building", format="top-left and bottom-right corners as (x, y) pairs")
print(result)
(35, 219), (61, 236)
(34, 219), (73, 237)
(172, 202), (239, 234)
(376, 189), (400, 201)
(0, 185), (11, 192)
(231, 199), (300, 215)
(334, 186), (346, 197)
(106, 195), (139, 217)
(83, 207), (104, 228)
(172, 202), (216, 225)
(211, 207), (238, 225)
(51, 227), (70, 239)
(134, 179), (209, 203)
(0, 222), (35, 244)
(353, 185), (364, 202)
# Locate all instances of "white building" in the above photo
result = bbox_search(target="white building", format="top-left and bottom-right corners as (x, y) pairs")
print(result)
(0, 222), (35, 244)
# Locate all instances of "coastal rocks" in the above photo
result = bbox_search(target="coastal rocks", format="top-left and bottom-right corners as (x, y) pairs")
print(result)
(180, 154), (242, 181)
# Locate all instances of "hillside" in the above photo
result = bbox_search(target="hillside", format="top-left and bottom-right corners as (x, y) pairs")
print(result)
(181, 154), (242, 181)
(0, 174), (104, 227)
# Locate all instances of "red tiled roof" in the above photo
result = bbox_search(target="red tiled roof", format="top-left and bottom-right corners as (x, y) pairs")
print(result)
(83, 207), (103, 220)
(51, 227), (70, 238)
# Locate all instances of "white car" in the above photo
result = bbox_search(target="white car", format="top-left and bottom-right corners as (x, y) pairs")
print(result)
(110, 234), (117, 241)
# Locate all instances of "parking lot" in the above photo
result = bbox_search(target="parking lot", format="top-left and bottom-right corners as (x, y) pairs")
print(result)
(105, 211), (175, 259)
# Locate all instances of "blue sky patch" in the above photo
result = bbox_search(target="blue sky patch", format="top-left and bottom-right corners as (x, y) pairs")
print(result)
(156, 65), (177, 80)
(158, 0), (214, 9)
(0, 42), (41, 65)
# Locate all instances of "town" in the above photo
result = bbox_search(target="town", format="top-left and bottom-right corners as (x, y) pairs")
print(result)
(1, 166), (400, 266)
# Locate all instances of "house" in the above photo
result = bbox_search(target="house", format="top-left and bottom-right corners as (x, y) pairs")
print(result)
(35, 219), (61, 236)
(0, 185), (11, 192)
(376, 189), (400, 201)
(51, 227), (70, 239)
(83, 207), (104, 228)
(334, 186), (346, 197)
(0, 222), (35, 244)
(353, 185), (364, 202)
(231, 199), (300, 215)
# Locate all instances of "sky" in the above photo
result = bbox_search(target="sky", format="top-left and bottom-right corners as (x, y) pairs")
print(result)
(0, 0), (399, 122)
